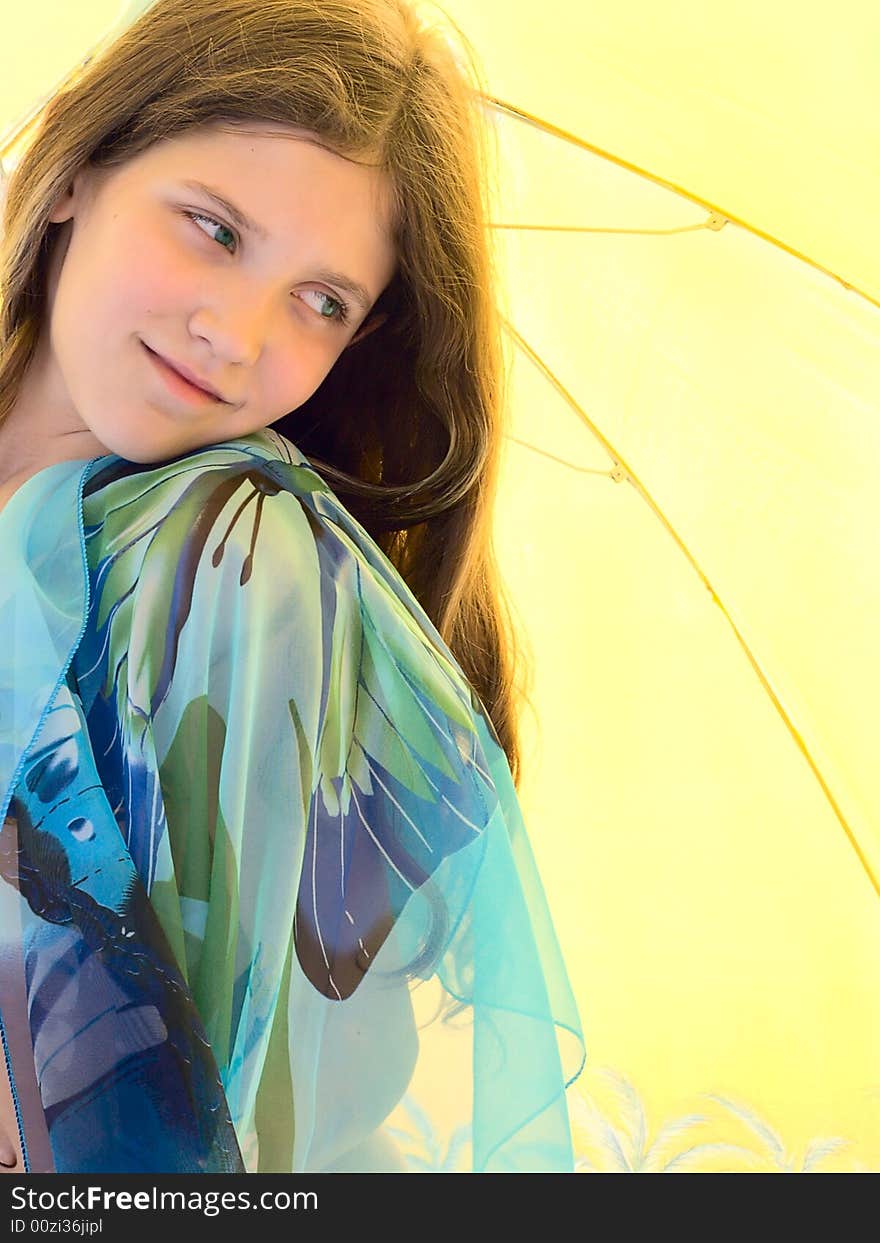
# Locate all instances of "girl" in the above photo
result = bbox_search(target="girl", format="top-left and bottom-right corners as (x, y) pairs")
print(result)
(0, 0), (585, 1173)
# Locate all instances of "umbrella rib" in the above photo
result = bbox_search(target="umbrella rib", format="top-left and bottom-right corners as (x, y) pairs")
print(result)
(503, 435), (610, 476)
(482, 96), (876, 312)
(502, 314), (880, 904)
(489, 221), (713, 237)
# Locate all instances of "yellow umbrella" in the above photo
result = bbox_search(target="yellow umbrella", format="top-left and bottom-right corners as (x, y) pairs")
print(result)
(3, 0), (880, 1172)
(437, 0), (880, 1171)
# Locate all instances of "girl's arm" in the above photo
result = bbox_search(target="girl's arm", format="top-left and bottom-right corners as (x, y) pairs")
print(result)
(0, 1059), (23, 1171)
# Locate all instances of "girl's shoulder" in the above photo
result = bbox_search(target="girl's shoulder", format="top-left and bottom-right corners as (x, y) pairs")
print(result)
(82, 426), (416, 617)
(80, 424), (478, 718)
(82, 427), (343, 544)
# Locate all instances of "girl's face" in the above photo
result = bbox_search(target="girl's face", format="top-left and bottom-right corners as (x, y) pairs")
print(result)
(21, 121), (398, 465)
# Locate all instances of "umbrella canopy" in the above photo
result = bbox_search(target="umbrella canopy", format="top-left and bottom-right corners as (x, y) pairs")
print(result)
(3, 0), (880, 1172)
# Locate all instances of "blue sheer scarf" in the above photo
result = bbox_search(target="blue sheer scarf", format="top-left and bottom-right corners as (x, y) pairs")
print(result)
(0, 428), (585, 1173)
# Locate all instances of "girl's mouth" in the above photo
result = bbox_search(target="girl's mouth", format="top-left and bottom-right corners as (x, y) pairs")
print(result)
(142, 342), (225, 405)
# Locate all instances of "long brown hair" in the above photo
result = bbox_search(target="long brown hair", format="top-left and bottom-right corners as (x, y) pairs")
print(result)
(0, 0), (531, 787)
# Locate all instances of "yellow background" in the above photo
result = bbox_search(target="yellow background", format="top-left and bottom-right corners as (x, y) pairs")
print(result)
(3, 0), (880, 1171)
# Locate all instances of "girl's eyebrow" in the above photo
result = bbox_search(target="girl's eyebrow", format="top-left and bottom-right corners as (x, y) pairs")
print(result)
(178, 178), (375, 313)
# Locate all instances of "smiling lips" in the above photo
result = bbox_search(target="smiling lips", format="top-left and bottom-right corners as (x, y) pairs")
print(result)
(143, 341), (228, 402)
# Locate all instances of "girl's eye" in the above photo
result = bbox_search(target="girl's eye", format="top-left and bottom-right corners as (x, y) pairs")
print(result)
(182, 210), (350, 326)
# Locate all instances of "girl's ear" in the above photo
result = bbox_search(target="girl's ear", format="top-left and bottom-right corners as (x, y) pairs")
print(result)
(344, 311), (388, 349)
(48, 162), (108, 225)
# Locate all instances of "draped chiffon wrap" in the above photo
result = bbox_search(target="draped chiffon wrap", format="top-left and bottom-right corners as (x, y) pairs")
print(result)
(0, 427), (585, 1173)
